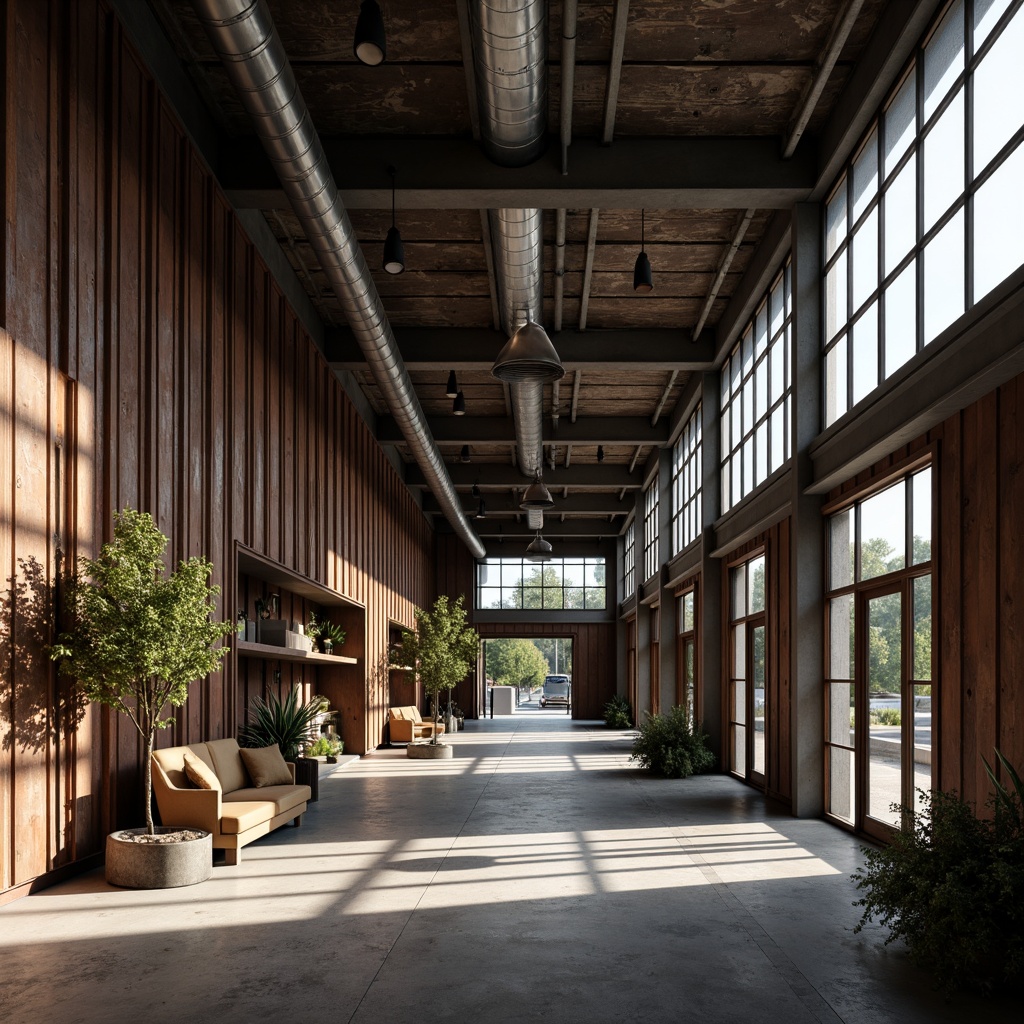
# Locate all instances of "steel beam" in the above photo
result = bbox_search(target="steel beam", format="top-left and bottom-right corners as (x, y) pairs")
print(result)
(469, 519), (623, 538)
(423, 493), (634, 515)
(378, 416), (670, 445)
(405, 463), (642, 489)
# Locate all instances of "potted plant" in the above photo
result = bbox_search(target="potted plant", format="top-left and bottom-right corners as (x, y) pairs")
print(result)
(321, 621), (346, 655)
(50, 508), (233, 888)
(389, 595), (478, 760)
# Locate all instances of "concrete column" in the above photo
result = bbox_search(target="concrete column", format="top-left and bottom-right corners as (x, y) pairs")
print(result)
(790, 203), (825, 816)
(699, 371), (723, 760)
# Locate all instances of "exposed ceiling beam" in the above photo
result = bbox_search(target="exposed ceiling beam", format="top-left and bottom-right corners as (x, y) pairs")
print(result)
(479, 209), (501, 331)
(650, 371), (678, 427)
(553, 207), (567, 331)
(692, 207), (756, 343)
(467, 519), (623, 538)
(423, 493), (633, 516)
(602, 0), (630, 145)
(326, 327), (715, 371)
(406, 463), (642, 489)
(379, 416), (670, 445)
(220, 136), (818, 211)
(453, 0), (482, 142)
(579, 209), (600, 330)
(570, 369), (582, 422)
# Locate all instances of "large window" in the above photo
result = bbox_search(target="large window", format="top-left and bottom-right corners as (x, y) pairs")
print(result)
(720, 264), (792, 514)
(643, 477), (659, 582)
(728, 554), (767, 785)
(824, 466), (933, 838)
(623, 520), (636, 597)
(677, 588), (697, 727)
(824, 0), (1024, 426)
(671, 406), (702, 555)
(477, 557), (606, 610)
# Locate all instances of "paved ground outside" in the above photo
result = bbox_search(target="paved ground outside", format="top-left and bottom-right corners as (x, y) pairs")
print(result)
(0, 717), (1016, 1024)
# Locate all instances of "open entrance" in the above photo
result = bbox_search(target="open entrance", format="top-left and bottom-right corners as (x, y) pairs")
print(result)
(482, 636), (575, 717)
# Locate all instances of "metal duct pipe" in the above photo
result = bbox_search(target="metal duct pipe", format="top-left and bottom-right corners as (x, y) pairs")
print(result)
(190, 0), (485, 559)
(472, 3), (550, 482)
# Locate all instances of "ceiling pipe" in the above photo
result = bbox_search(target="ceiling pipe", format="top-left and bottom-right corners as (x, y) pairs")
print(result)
(468, 1), (554, 485)
(190, 0), (485, 559)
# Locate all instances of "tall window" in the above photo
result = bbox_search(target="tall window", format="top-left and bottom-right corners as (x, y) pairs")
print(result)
(477, 557), (606, 610)
(824, 0), (1024, 426)
(677, 588), (697, 726)
(728, 554), (767, 784)
(643, 477), (659, 582)
(824, 466), (932, 839)
(671, 406), (702, 555)
(623, 520), (636, 598)
(720, 264), (792, 514)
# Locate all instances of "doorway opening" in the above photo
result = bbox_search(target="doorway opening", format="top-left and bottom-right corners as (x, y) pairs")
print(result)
(482, 636), (575, 716)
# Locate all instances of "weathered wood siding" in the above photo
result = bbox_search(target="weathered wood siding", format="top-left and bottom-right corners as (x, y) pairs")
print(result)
(0, 0), (433, 901)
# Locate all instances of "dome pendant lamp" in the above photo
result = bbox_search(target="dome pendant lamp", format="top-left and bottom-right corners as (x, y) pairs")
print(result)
(383, 166), (405, 275)
(633, 208), (653, 294)
(525, 531), (553, 562)
(354, 0), (386, 66)
(521, 474), (554, 509)
(446, 370), (458, 398)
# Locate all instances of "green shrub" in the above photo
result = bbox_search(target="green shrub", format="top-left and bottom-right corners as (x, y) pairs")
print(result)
(852, 751), (1024, 995)
(304, 735), (343, 757)
(603, 694), (633, 728)
(869, 707), (901, 726)
(630, 705), (715, 779)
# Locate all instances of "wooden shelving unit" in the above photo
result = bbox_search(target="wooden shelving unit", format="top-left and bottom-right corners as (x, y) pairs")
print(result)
(235, 640), (357, 666)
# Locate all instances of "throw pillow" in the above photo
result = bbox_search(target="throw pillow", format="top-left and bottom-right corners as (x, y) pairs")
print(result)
(239, 744), (292, 787)
(183, 751), (221, 792)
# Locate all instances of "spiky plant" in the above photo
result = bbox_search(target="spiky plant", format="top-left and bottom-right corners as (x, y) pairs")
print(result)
(239, 688), (329, 761)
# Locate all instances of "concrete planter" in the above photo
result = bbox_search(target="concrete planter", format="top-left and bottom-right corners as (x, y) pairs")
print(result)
(105, 827), (212, 889)
(407, 742), (454, 760)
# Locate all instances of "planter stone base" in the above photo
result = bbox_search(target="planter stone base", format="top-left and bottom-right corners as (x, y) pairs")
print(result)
(105, 828), (212, 889)
(407, 742), (454, 760)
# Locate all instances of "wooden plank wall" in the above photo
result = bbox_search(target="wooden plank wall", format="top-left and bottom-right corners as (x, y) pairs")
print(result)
(721, 519), (792, 805)
(0, 0), (433, 900)
(828, 374), (1024, 809)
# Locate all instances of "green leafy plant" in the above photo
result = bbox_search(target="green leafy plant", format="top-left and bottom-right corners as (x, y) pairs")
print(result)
(389, 595), (478, 744)
(630, 705), (715, 779)
(869, 707), (901, 726)
(304, 735), (343, 757)
(320, 620), (346, 648)
(240, 689), (330, 761)
(853, 751), (1024, 994)
(603, 694), (633, 728)
(50, 508), (233, 834)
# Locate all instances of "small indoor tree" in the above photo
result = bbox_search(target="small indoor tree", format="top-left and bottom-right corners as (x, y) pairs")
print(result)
(390, 594), (479, 744)
(50, 508), (233, 835)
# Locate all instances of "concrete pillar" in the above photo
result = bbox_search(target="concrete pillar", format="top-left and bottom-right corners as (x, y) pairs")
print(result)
(699, 371), (723, 760)
(790, 203), (825, 816)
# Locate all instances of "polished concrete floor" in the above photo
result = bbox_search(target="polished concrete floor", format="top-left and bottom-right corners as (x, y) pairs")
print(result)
(1, 717), (1017, 1024)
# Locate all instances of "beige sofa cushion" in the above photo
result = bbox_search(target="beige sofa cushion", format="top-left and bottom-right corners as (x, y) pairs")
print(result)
(220, 785), (311, 834)
(239, 745), (292, 787)
(183, 752), (221, 791)
(207, 738), (249, 793)
(153, 743), (216, 790)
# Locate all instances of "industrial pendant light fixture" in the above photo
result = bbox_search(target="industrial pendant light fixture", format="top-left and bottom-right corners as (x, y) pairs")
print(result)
(475, 498), (487, 519)
(460, 444), (471, 463)
(383, 166), (405, 275)
(446, 370), (458, 398)
(633, 208), (653, 293)
(353, 0), (386, 66)
(472, 482), (481, 498)
(491, 322), (565, 383)
(521, 474), (554, 509)
(597, 444), (605, 462)
(453, 390), (466, 416)
(525, 531), (553, 562)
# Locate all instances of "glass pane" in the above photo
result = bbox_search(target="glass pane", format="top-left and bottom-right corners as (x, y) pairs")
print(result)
(770, 276), (785, 337)
(883, 72), (916, 176)
(972, 9), (1024, 173)
(732, 724), (746, 776)
(743, 436), (754, 496)
(826, 335), (848, 427)
(770, 337), (784, 399)
(753, 624), (766, 776)
(828, 682), (855, 746)
(923, 91), (964, 232)
(749, 556), (766, 613)
(884, 260), (917, 378)
(564, 587), (584, 609)
(884, 154), (916, 275)
(914, 575), (932, 681)
(755, 420), (768, 487)
(829, 511), (854, 590)
(973, 141), (1024, 304)
(829, 745), (855, 824)
(683, 591), (695, 632)
(913, 682), (933, 815)
(923, 0), (964, 121)
(974, 0), (1014, 48)
(756, 302), (769, 356)
(852, 302), (878, 406)
(924, 208), (965, 343)
(826, 252), (848, 341)
(563, 561), (584, 586)
(742, 328), (754, 377)
(502, 563), (523, 586)
(830, 594), (855, 679)
(733, 623), (746, 679)
(585, 588), (605, 609)
(479, 587), (502, 609)
(543, 588), (564, 610)
(860, 481), (907, 579)
(755, 356), (767, 421)
(852, 128), (879, 221)
(770, 406), (785, 474)
(913, 467), (932, 564)
(867, 591), (904, 825)
(826, 181), (848, 259)
(733, 678), (746, 724)
(852, 207), (879, 312)
(685, 641), (695, 728)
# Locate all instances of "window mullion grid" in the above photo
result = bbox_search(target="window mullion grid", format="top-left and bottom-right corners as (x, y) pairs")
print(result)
(915, 54), (925, 358)
(965, 1), (974, 317)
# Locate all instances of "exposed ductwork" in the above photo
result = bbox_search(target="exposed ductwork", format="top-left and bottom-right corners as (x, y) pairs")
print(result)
(470, 2), (552, 484)
(190, 0), (485, 559)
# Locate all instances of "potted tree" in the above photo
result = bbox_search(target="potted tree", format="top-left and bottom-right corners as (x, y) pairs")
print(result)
(389, 595), (478, 760)
(50, 508), (233, 888)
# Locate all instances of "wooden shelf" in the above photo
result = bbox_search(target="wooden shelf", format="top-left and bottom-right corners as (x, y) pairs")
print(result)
(236, 640), (357, 666)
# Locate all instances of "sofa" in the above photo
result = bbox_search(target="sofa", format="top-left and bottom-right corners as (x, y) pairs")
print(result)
(388, 706), (445, 743)
(151, 738), (310, 865)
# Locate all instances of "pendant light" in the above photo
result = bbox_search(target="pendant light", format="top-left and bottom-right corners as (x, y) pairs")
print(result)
(597, 444), (605, 462)
(446, 370), (458, 398)
(521, 474), (554, 509)
(354, 0), (386, 66)
(525, 531), (553, 561)
(491, 322), (565, 383)
(460, 445), (471, 463)
(472, 482), (481, 498)
(475, 498), (487, 519)
(453, 391), (466, 416)
(383, 166), (405, 275)
(633, 208), (653, 294)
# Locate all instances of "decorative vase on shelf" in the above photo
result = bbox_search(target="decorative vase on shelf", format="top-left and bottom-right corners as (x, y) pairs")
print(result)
(323, 639), (333, 655)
